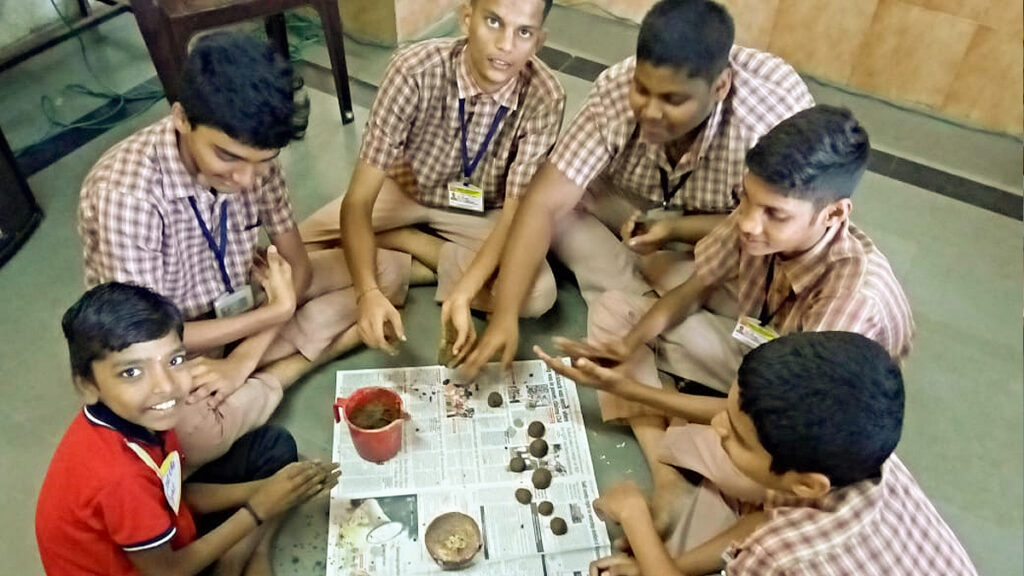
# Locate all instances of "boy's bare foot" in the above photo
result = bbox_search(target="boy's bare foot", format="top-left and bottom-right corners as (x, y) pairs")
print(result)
(409, 258), (438, 285)
(263, 325), (362, 392)
(649, 464), (698, 537)
(242, 546), (272, 576)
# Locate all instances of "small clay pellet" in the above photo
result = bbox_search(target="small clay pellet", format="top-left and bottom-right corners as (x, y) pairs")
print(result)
(515, 488), (532, 504)
(529, 438), (549, 458)
(487, 391), (504, 407)
(527, 421), (546, 438)
(550, 517), (568, 535)
(537, 501), (554, 516)
(531, 467), (552, 490)
(509, 456), (526, 473)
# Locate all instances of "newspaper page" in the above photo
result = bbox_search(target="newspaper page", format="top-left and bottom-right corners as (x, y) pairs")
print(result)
(326, 360), (611, 575)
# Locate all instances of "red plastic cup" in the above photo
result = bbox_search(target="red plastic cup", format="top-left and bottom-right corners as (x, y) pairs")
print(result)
(333, 387), (406, 463)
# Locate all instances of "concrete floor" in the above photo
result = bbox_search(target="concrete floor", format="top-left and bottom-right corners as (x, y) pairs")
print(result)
(0, 6), (1020, 575)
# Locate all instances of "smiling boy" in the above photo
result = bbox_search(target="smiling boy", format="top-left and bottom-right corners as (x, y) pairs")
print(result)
(299, 0), (564, 362)
(36, 283), (339, 576)
(79, 32), (371, 468)
(562, 332), (976, 575)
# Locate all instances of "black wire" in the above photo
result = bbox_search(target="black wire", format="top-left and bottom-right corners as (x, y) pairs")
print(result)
(37, 0), (163, 132)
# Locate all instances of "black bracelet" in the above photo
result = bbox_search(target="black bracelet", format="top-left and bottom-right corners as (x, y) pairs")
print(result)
(242, 502), (263, 526)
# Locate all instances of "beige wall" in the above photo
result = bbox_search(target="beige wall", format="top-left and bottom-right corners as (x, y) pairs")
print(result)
(340, 0), (460, 46)
(558, 0), (1023, 135)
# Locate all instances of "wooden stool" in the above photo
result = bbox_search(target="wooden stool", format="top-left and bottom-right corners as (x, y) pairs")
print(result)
(129, 0), (354, 124)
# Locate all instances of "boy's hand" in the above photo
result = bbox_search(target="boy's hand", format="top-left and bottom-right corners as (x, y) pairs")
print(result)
(248, 460), (341, 520)
(440, 295), (476, 367)
(254, 246), (296, 319)
(460, 313), (518, 380)
(593, 482), (649, 526)
(590, 554), (641, 576)
(357, 288), (405, 355)
(625, 218), (674, 255)
(552, 336), (632, 367)
(187, 356), (248, 407)
(534, 345), (632, 394)
(619, 211), (647, 241)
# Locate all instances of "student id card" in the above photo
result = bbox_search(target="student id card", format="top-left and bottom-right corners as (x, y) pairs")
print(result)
(447, 181), (485, 212)
(213, 284), (255, 318)
(732, 316), (780, 349)
(125, 442), (183, 514)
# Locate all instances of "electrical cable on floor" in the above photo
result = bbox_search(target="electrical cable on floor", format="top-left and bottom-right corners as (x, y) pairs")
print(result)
(31, 0), (163, 136)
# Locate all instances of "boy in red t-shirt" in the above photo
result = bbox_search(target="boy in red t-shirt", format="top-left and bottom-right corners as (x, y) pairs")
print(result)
(36, 283), (339, 575)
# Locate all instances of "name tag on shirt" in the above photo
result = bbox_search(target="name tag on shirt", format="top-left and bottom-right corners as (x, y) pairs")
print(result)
(732, 316), (780, 349)
(213, 284), (255, 318)
(125, 442), (182, 515)
(160, 451), (182, 515)
(447, 181), (485, 212)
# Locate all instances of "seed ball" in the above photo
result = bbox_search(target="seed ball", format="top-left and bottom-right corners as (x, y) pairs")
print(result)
(537, 501), (554, 516)
(531, 467), (552, 490)
(550, 517), (568, 535)
(528, 421), (545, 438)
(487, 391), (503, 407)
(515, 488), (532, 504)
(509, 456), (526, 472)
(529, 438), (548, 458)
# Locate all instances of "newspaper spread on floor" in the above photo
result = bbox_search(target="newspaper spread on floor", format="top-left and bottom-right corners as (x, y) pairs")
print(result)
(326, 359), (611, 576)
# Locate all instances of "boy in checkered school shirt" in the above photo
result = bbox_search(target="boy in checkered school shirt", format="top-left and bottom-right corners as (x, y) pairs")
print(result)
(299, 0), (565, 362)
(540, 105), (914, 535)
(78, 33), (378, 469)
(464, 0), (813, 376)
(540, 332), (976, 576)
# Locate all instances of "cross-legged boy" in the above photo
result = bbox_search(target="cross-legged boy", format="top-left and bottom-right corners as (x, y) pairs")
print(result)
(463, 0), (813, 375)
(77, 32), (387, 467)
(36, 283), (339, 576)
(546, 105), (914, 526)
(299, 0), (564, 361)
(541, 332), (976, 575)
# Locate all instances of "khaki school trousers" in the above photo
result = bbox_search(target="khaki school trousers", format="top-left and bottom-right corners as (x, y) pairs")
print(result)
(177, 246), (410, 470)
(299, 179), (556, 317)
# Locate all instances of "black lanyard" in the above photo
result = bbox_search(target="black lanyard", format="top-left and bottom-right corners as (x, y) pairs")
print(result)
(758, 255), (795, 326)
(658, 167), (691, 210)
(458, 98), (508, 182)
(187, 196), (233, 293)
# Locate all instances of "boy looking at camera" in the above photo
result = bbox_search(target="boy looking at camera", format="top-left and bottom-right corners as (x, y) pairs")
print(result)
(79, 32), (367, 467)
(300, 0), (564, 363)
(36, 283), (339, 576)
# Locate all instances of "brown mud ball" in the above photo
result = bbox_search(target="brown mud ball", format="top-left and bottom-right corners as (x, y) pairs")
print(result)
(515, 488), (532, 504)
(531, 467), (552, 490)
(527, 421), (545, 438)
(487, 392), (503, 408)
(529, 438), (548, 458)
(537, 501), (554, 516)
(509, 456), (526, 473)
(550, 517), (568, 535)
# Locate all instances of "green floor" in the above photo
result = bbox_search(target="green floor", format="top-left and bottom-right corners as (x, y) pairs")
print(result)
(0, 6), (1021, 575)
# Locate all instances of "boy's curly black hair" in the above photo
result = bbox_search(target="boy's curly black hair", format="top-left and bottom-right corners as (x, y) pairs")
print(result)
(179, 31), (309, 150)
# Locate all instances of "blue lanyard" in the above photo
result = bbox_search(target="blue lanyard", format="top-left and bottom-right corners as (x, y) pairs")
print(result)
(187, 196), (233, 293)
(458, 98), (508, 182)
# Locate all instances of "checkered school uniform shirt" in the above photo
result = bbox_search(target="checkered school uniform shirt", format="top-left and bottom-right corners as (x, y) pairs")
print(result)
(695, 213), (914, 361)
(550, 46), (813, 213)
(725, 456), (978, 575)
(79, 116), (296, 319)
(359, 38), (565, 210)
